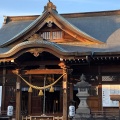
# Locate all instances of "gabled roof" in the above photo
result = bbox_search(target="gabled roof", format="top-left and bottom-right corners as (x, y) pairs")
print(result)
(0, 1), (120, 60)
(0, 1), (103, 48)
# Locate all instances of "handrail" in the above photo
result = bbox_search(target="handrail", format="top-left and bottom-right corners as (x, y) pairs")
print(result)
(0, 110), (15, 115)
(91, 110), (119, 118)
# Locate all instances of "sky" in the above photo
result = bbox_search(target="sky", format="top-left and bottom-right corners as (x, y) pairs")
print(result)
(0, 0), (120, 27)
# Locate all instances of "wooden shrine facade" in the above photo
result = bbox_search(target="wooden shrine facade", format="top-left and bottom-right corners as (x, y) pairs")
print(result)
(0, 1), (120, 120)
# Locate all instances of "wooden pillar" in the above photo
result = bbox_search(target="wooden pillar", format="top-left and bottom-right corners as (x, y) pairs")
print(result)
(69, 83), (73, 101)
(98, 74), (102, 111)
(59, 62), (68, 120)
(16, 70), (21, 120)
(28, 75), (32, 115)
(1, 68), (6, 111)
(63, 68), (68, 120)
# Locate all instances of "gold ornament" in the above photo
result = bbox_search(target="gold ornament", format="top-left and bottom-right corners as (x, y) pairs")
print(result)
(38, 90), (44, 96)
(49, 86), (54, 92)
(28, 87), (32, 92)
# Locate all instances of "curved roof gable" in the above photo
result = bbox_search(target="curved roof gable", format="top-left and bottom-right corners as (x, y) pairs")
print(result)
(0, 40), (91, 60)
(0, 1), (103, 47)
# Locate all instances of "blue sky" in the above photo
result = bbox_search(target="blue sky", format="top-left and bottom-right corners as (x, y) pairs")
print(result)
(0, 0), (120, 27)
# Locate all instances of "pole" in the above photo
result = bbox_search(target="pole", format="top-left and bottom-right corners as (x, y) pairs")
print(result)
(119, 101), (120, 120)
(43, 75), (46, 115)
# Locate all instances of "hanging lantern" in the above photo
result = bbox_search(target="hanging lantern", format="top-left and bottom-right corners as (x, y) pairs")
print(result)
(49, 86), (54, 92)
(28, 87), (32, 92)
(38, 90), (44, 96)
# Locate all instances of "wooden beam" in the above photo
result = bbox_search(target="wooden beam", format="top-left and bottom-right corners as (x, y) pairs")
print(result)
(12, 69), (63, 75)
(20, 61), (60, 66)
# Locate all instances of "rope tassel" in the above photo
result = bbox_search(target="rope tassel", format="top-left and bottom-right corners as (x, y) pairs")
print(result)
(28, 87), (33, 92)
(38, 90), (44, 96)
(49, 86), (54, 92)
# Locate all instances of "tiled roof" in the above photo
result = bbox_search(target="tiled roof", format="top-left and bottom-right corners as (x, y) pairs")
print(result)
(0, 12), (120, 45)
(1, 40), (120, 58)
(66, 15), (120, 43)
(0, 9), (120, 55)
(0, 20), (33, 45)
(0, 40), (92, 58)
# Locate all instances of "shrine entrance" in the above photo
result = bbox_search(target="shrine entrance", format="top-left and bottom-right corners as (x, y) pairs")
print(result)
(21, 91), (28, 115)
(18, 71), (64, 116)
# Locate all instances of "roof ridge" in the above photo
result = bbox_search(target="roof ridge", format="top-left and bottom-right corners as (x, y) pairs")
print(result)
(61, 9), (120, 18)
(4, 9), (120, 23)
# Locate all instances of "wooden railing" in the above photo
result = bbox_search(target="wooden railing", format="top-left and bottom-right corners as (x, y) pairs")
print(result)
(91, 111), (119, 119)
(0, 110), (119, 120)
(0, 110), (16, 119)
(22, 115), (63, 120)
(0, 110), (15, 116)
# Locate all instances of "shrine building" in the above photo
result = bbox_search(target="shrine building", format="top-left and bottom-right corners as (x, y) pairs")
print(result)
(0, 1), (120, 120)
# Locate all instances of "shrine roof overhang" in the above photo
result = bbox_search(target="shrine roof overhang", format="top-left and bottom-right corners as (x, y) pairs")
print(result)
(0, 40), (92, 61)
(0, 40), (120, 63)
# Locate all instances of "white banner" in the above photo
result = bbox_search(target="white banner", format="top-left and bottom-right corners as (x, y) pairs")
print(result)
(102, 85), (120, 107)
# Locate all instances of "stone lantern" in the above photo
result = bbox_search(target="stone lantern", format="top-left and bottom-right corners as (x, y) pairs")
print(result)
(73, 74), (91, 119)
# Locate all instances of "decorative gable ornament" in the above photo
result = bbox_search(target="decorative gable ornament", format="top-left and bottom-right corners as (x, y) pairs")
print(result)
(45, 15), (54, 27)
(28, 48), (44, 57)
(43, 0), (57, 12)
(28, 34), (43, 41)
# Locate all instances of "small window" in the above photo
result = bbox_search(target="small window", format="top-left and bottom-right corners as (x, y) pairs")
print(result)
(52, 31), (62, 39)
(41, 31), (62, 40)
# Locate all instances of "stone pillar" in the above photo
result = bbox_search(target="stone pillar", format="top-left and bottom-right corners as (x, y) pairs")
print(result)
(16, 70), (21, 120)
(73, 74), (91, 119)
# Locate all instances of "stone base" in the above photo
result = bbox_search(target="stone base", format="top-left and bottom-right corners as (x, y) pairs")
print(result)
(73, 113), (91, 120)
(76, 107), (90, 114)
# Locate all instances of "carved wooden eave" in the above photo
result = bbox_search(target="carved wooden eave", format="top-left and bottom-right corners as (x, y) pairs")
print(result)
(0, 1), (103, 48)
(0, 40), (91, 62)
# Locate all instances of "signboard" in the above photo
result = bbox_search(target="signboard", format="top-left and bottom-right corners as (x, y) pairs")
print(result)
(102, 85), (120, 107)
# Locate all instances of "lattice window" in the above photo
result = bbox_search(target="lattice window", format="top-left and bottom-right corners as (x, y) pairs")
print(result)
(102, 75), (120, 81)
(52, 31), (62, 39)
(41, 31), (62, 40)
